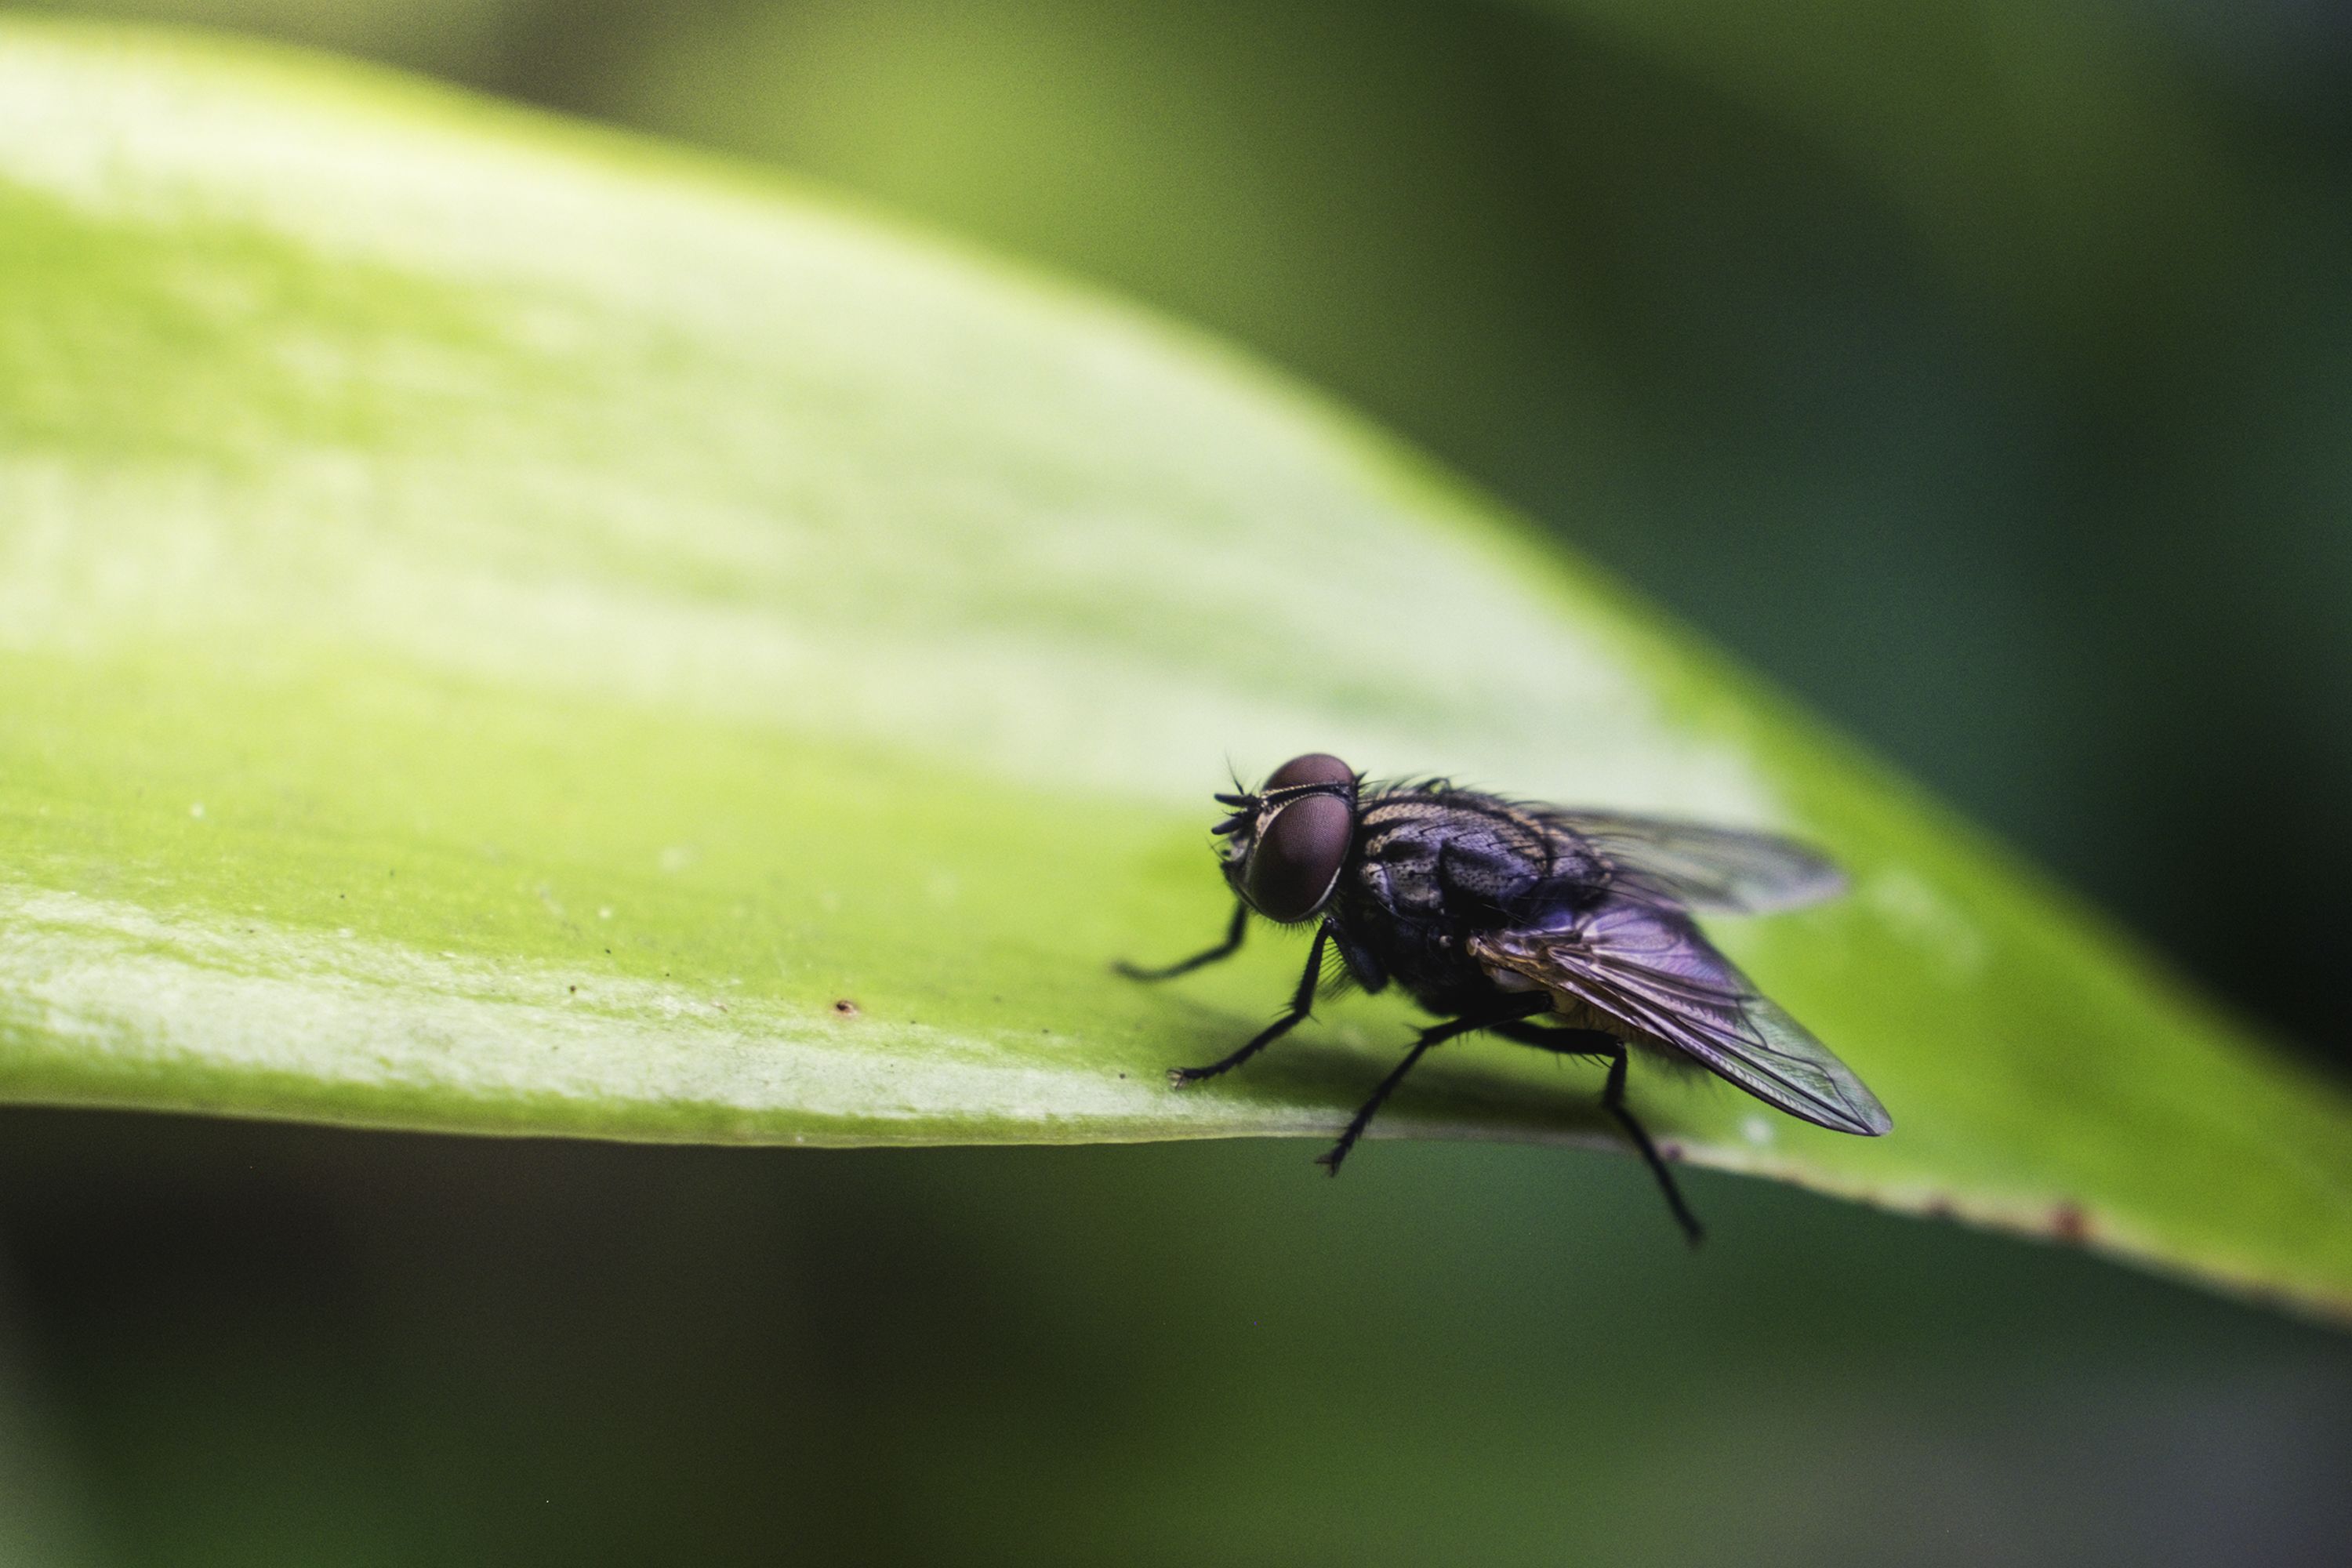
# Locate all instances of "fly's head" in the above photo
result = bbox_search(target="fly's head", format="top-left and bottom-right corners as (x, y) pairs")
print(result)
(1212, 753), (1359, 924)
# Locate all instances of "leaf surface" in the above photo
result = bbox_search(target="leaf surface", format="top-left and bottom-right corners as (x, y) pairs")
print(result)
(2, 22), (2347, 1320)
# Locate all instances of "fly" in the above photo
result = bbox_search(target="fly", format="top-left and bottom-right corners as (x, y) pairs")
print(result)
(1118, 753), (1891, 1243)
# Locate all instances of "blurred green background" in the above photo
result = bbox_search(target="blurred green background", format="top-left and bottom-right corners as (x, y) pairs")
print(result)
(5, 1), (2351, 1561)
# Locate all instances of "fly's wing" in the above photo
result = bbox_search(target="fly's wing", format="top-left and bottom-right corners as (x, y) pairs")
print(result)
(1471, 900), (1891, 1136)
(1535, 811), (1844, 914)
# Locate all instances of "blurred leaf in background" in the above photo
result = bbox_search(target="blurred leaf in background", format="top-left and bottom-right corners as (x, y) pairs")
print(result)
(1, 1114), (2349, 1566)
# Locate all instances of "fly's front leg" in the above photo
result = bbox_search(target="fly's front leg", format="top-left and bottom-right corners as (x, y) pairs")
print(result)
(1168, 921), (1330, 1087)
(1117, 902), (1247, 982)
(1316, 992), (1553, 1175)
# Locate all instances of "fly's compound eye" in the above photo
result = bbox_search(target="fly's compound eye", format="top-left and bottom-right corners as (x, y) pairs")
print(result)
(1264, 753), (1355, 793)
(1245, 792), (1352, 922)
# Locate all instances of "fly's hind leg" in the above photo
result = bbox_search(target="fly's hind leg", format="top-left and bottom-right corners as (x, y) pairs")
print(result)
(1599, 1046), (1706, 1247)
(1494, 1022), (1705, 1247)
(1317, 992), (1554, 1176)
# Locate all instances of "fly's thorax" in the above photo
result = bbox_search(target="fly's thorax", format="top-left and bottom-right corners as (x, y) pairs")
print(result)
(1350, 788), (1560, 922)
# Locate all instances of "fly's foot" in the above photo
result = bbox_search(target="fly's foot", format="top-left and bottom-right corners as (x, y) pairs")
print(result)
(1167, 1065), (1208, 1088)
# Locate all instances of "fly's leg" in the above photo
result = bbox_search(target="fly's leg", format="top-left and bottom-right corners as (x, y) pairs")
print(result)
(1167, 922), (1329, 1087)
(1316, 992), (1553, 1176)
(1601, 1047), (1706, 1247)
(1494, 1022), (1705, 1247)
(1117, 902), (1248, 982)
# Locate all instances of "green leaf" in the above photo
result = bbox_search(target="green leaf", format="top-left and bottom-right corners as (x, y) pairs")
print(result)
(2, 20), (2347, 1323)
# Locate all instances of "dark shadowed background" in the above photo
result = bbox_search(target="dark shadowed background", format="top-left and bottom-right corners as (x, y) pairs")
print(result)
(4, 2), (2350, 1563)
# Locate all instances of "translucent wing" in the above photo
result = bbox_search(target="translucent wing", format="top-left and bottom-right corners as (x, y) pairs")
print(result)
(1471, 899), (1891, 1136)
(1536, 811), (1844, 914)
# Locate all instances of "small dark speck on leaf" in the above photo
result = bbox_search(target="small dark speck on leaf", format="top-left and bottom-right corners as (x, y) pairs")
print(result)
(832, 999), (859, 1017)
(1924, 1196), (1956, 1221)
(2050, 1202), (2092, 1245)
(568, 985), (576, 994)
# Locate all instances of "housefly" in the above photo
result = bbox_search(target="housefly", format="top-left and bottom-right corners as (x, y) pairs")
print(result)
(1119, 753), (1891, 1243)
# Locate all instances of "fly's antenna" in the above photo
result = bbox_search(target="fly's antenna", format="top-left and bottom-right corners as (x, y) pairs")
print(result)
(1212, 760), (1258, 838)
